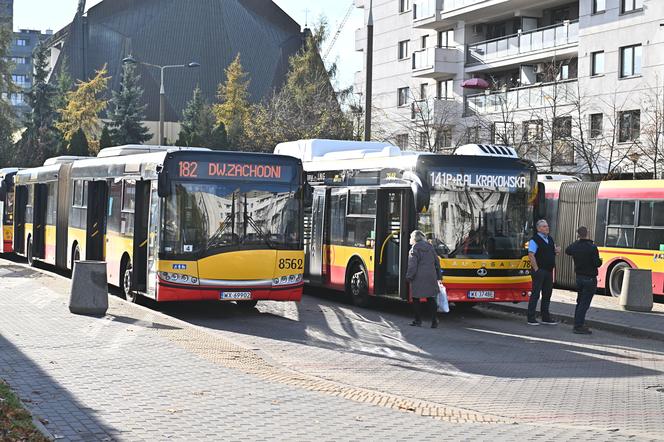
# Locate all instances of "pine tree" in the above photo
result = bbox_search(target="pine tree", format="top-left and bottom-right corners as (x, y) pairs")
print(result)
(68, 128), (90, 156)
(0, 26), (17, 167)
(99, 125), (113, 149)
(179, 86), (228, 149)
(213, 54), (250, 147)
(56, 66), (110, 153)
(108, 63), (151, 145)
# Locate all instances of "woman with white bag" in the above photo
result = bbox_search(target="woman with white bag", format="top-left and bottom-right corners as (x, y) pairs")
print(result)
(406, 230), (442, 328)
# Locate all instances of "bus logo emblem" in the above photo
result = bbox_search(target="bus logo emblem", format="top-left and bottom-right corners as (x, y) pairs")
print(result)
(173, 264), (187, 270)
(477, 268), (488, 277)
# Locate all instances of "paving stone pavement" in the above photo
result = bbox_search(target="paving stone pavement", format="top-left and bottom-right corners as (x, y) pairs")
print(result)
(0, 258), (663, 441)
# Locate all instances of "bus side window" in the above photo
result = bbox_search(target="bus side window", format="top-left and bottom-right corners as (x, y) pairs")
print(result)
(329, 190), (347, 245)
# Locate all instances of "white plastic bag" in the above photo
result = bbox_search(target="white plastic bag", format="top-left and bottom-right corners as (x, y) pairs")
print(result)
(437, 282), (449, 313)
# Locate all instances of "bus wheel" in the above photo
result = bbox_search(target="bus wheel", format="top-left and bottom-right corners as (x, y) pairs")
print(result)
(347, 263), (371, 308)
(236, 300), (258, 309)
(27, 237), (34, 267)
(608, 262), (630, 298)
(122, 261), (137, 303)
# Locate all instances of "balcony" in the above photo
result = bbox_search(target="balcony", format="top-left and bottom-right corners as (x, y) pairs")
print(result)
(465, 79), (577, 116)
(354, 0), (365, 8)
(412, 0), (442, 27)
(410, 98), (459, 120)
(412, 47), (461, 78)
(466, 21), (579, 69)
(355, 27), (364, 52)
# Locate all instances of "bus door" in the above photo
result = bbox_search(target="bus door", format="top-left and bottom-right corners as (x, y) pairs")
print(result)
(32, 183), (48, 259)
(13, 185), (27, 254)
(55, 163), (73, 269)
(375, 189), (412, 298)
(145, 182), (160, 298)
(131, 180), (151, 293)
(86, 180), (108, 261)
(307, 187), (329, 285)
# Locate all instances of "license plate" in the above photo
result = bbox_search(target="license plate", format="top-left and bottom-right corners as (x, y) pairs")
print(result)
(468, 290), (495, 299)
(220, 291), (252, 300)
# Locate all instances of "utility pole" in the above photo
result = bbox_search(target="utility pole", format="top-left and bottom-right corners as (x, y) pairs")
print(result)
(364, 0), (374, 142)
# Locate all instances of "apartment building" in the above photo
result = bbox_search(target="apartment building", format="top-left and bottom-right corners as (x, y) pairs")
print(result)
(355, 0), (664, 177)
(9, 29), (51, 120)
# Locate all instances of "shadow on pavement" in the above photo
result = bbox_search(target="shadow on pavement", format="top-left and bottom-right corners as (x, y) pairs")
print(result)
(155, 287), (664, 380)
(0, 333), (120, 440)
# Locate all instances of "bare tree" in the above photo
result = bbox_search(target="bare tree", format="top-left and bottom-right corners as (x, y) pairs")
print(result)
(637, 77), (664, 178)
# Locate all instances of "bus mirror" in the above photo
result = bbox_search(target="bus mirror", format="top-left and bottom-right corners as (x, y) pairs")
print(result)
(536, 182), (546, 219)
(157, 171), (170, 198)
(403, 171), (430, 213)
(303, 183), (313, 207)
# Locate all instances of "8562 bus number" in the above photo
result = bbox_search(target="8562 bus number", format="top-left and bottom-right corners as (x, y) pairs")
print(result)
(278, 258), (303, 270)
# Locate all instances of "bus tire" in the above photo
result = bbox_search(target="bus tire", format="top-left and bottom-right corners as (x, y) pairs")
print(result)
(26, 236), (34, 267)
(608, 261), (630, 298)
(71, 244), (81, 271)
(121, 258), (137, 303)
(347, 261), (371, 308)
(237, 300), (258, 309)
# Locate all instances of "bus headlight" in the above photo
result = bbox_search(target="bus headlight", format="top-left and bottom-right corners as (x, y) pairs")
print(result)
(273, 274), (303, 286)
(158, 271), (199, 286)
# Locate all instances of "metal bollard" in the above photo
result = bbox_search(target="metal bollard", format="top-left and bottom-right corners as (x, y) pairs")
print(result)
(69, 261), (108, 316)
(619, 268), (653, 312)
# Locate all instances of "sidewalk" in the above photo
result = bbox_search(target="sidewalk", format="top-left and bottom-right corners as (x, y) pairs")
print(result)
(482, 289), (664, 341)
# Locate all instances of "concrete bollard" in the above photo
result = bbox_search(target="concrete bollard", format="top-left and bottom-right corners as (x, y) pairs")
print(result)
(619, 268), (653, 312)
(69, 261), (108, 317)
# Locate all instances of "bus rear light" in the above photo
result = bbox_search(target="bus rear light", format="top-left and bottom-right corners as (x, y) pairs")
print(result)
(159, 271), (199, 286)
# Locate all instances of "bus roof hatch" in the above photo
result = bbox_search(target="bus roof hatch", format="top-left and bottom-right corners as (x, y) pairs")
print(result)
(275, 139), (401, 162)
(454, 144), (519, 158)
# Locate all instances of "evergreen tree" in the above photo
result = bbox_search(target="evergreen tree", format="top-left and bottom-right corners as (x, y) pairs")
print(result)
(68, 128), (90, 156)
(0, 26), (17, 167)
(213, 54), (250, 147)
(15, 43), (61, 166)
(179, 86), (228, 149)
(108, 63), (151, 145)
(99, 125), (113, 149)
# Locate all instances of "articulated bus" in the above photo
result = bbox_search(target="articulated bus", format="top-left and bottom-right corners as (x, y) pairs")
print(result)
(0, 168), (19, 253)
(544, 179), (664, 298)
(13, 146), (305, 305)
(275, 140), (537, 307)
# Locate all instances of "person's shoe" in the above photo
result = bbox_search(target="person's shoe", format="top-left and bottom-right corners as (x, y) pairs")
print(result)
(410, 320), (422, 327)
(541, 318), (558, 325)
(573, 326), (592, 334)
(431, 320), (439, 329)
(527, 319), (540, 326)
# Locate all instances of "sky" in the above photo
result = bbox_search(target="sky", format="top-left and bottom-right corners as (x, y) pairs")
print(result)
(13, 0), (364, 89)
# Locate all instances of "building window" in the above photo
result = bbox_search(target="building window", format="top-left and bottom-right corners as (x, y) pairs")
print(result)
(399, 0), (410, 13)
(620, 44), (642, 78)
(590, 114), (603, 138)
(437, 29), (454, 48)
(435, 127), (453, 151)
(419, 132), (428, 149)
(464, 126), (479, 144)
(558, 64), (570, 80)
(395, 134), (409, 149)
(11, 74), (27, 85)
(397, 87), (410, 107)
(621, 0), (643, 14)
(9, 93), (24, 105)
(492, 122), (514, 145)
(436, 79), (453, 100)
(592, 0), (606, 13)
(420, 83), (429, 100)
(619, 110), (640, 142)
(398, 40), (410, 60)
(16, 38), (27, 46)
(421, 35), (428, 49)
(522, 120), (543, 142)
(591, 51), (604, 76)
(553, 116), (572, 139)
(11, 57), (26, 65)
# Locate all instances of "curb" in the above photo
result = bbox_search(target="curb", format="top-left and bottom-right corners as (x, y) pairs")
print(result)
(478, 302), (664, 342)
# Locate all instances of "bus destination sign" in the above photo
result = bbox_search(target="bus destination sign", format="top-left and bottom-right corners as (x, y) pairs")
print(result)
(176, 160), (293, 182)
(429, 169), (529, 191)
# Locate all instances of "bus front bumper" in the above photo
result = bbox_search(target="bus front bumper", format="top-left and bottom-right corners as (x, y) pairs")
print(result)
(156, 280), (304, 302)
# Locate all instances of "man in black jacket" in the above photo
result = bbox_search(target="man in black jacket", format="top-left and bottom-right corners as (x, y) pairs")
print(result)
(565, 226), (603, 334)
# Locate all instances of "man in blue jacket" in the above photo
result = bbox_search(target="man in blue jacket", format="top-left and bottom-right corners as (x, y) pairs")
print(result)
(565, 226), (603, 334)
(527, 219), (560, 326)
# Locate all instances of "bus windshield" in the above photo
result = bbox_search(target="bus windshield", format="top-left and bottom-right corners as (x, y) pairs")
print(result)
(418, 189), (532, 259)
(162, 181), (301, 256)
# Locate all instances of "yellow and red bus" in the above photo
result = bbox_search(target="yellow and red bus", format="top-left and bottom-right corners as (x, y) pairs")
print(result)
(13, 146), (305, 306)
(0, 168), (19, 253)
(544, 179), (664, 297)
(275, 140), (537, 307)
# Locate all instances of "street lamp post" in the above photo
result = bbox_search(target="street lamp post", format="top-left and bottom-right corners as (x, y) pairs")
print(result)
(122, 56), (200, 145)
(628, 152), (641, 180)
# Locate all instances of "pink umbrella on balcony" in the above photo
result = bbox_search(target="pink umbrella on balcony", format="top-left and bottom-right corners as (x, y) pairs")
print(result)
(461, 78), (490, 89)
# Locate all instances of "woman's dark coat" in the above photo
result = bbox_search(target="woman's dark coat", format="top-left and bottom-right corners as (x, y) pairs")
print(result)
(406, 239), (441, 298)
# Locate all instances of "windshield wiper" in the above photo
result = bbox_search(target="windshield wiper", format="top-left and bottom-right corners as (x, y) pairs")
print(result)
(207, 193), (237, 249)
(240, 194), (276, 249)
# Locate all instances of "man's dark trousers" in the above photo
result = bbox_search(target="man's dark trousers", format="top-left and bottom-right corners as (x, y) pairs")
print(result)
(574, 275), (597, 328)
(528, 269), (553, 321)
